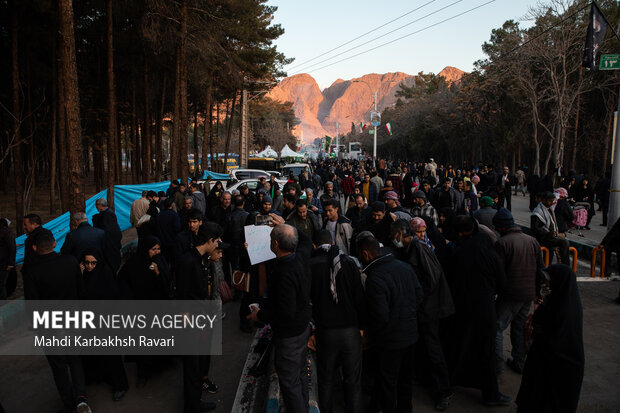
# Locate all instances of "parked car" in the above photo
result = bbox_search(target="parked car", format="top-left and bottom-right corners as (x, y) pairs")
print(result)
(282, 163), (313, 177)
(230, 169), (270, 181)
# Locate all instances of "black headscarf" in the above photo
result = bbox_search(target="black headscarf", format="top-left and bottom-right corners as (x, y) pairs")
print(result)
(79, 247), (119, 299)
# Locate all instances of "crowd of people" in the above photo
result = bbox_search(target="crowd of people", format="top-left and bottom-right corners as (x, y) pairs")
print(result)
(8, 156), (610, 413)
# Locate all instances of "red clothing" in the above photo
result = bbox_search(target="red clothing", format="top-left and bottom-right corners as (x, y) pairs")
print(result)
(342, 176), (356, 196)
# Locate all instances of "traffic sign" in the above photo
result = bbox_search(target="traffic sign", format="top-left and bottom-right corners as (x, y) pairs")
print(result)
(600, 54), (620, 70)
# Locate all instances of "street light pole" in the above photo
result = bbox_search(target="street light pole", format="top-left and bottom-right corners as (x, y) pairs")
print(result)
(373, 91), (377, 168)
(352, 80), (378, 168)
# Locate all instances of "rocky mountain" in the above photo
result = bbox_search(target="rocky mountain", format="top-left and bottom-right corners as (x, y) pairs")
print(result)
(266, 67), (465, 143)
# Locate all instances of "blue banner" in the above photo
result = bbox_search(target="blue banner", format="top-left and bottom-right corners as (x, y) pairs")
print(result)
(15, 181), (171, 265)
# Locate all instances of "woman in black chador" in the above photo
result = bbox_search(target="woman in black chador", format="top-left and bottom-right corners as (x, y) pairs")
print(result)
(516, 264), (584, 413)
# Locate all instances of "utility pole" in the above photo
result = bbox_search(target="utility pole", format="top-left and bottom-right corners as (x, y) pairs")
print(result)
(373, 91), (377, 168)
(240, 87), (248, 169)
(335, 122), (339, 159)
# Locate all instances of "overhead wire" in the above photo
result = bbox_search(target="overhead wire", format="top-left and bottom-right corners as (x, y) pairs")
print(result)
(289, 0), (465, 75)
(299, 0), (497, 76)
(286, 0), (438, 71)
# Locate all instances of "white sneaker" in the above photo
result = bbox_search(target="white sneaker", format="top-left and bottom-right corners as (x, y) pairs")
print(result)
(76, 402), (92, 413)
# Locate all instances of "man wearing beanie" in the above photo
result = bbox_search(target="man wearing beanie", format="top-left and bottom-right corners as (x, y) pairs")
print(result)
(493, 208), (544, 374)
(473, 196), (497, 230)
(411, 190), (439, 226)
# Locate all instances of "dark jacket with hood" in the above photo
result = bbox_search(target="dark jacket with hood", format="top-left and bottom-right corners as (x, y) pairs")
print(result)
(364, 253), (423, 350)
(310, 245), (366, 330)
(404, 239), (454, 321)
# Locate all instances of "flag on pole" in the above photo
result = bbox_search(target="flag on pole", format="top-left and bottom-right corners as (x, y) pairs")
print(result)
(385, 122), (392, 136)
(359, 122), (364, 133)
(324, 136), (332, 152)
(583, 3), (608, 69)
(362, 123), (368, 133)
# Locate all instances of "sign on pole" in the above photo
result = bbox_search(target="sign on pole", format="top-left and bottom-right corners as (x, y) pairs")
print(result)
(600, 54), (620, 70)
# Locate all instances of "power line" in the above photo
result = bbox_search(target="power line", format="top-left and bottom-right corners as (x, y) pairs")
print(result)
(286, 0), (438, 71)
(290, 0), (465, 75)
(299, 0), (496, 76)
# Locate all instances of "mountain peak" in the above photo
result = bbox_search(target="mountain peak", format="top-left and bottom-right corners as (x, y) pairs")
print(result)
(268, 68), (465, 143)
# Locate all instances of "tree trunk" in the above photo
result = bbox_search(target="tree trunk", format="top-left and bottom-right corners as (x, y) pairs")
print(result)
(171, 48), (180, 180)
(193, 105), (198, 176)
(57, 43), (68, 212)
(142, 57), (152, 182)
(156, 74), (166, 181)
(11, 2), (24, 233)
(201, 93), (212, 176)
(59, 0), (85, 214)
(532, 117), (540, 176)
(50, 46), (57, 215)
(131, 80), (140, 183)
(179, 0), (189, 183)
(106, 0), (116, 208)
(223, 92), (238, 174)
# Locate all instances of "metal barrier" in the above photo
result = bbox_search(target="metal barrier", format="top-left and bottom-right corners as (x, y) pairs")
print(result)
(541, 246), (550, 267)
(569, 247), (578, 274)
(591, 246), (606, 278)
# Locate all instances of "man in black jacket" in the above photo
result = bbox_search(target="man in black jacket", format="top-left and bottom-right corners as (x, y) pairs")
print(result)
(61, 212), (106, 263)
(226, 196), (249, 272)
(92, 198), (122, 272)
(22, 213), (53, 278)
(391, 219), (455, 410)
(310, 230), (365, 413)
(0, 218), (15, 299)
(176, 223), (223, 413)
(358, 235), (423, 413)
(247, 224), (312, 412)
(23, 231), (92, 413)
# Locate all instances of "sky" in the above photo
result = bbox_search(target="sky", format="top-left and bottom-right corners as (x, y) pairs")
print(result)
(267, 0), (537, 89)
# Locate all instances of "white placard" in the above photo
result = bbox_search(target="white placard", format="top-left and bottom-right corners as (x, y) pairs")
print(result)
(244, 225), (276, 265)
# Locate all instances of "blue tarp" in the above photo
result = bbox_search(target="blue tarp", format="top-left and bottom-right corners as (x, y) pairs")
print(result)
(201, 170), (230, 180)
(14, 181), (170, 266)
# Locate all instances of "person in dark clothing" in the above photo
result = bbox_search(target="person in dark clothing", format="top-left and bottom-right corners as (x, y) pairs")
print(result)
(179, 197), (196, 230)
(574, 177), (595, 229)
(516, 265), (584, 413)
(286, 198), (321, 241)
(92, 198), (122, 272)
(363, 202), (396, 247)
(595, 173), (611, 225)
(493, 209), (543, 375)
(390, 219), (455, 411)
(358, 236), (423, 413)
(345, 194), (371, 231)
(61, 212), (106, 263)
(527, 174), (541, 211)
(497, 166), (514, 211)
(226, 196), (250, 271)
(23, 232), (92, 413)
(176, 210), (204, 260)
(0, 218), (16, 300)
(240, 184), (258, 213)
(117, 236), (172, 388)
(155, 198), (182, 264)
(310, 230), (366, 413)
(433, 177), (459, 211)
(22, 214), (54, 279)
(444, 216), (511, 406)
(207, 181), (224, 208)
(553, 188), (573, 235)
(208, 191), (232, 230)
(79, 248), (129, 402)
(247, 224), (312, 413)
(176, 223), (223, 413)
